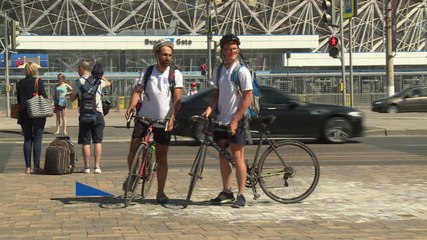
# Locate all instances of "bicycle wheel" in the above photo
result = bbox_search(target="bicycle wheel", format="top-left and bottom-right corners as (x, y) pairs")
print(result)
(183, 144), (207, 208)
(258, 140), (320, 204)
(124, 143), (145, 207)
(141, 144), (156, 199)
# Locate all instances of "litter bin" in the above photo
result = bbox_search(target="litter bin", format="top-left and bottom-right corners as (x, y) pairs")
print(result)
(118, 96), (125, 109)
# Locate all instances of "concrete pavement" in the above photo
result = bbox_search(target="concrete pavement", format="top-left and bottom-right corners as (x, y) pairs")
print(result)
(0, 109), (427, 239)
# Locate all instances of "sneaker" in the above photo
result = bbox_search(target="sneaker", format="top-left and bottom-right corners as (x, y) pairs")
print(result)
(210, 191), (235, 205)
(94, 167), (102, 174)
(232, 194), (246, 208)
(156, 192), (169, 204)
(81, 167), (90, 174)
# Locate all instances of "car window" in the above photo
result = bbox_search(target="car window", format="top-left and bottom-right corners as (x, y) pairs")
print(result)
(261, 88), (290, 104)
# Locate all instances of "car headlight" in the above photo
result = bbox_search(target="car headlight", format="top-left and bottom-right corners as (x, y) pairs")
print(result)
(373, 101), (383, 105)
(347, 111), (363, 118)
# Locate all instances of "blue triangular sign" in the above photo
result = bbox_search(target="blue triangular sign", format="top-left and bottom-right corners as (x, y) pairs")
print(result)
(75, 182), (113, 197)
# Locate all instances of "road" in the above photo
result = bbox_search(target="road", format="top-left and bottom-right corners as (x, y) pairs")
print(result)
(2, 136), (427, 173)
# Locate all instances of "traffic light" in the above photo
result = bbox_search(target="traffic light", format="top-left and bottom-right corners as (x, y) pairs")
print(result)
(201, 63), (207, 76)
(322, 0), (336, 26)
(328, 35), (340, 58)
(10, 20), (21, 51)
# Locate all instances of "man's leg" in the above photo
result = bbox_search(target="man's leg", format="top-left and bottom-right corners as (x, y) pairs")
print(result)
(218, 139), (233, 192)
(155, 143), (169, 193)
(230, 143), (246, 195)
(127, 137), (142, 170)
(82, 144), (91, 168)
(93, 143), (102, 168)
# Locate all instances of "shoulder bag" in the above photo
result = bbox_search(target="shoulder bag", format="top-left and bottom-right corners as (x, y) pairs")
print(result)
(26, 78), (54, 118)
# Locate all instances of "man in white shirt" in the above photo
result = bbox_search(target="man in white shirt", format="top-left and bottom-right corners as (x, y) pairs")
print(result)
(124, 39), (183, 204)
(201, 34), (253, 208)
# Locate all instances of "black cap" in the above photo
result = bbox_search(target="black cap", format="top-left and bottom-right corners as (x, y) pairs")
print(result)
(219, 34), (241, 48)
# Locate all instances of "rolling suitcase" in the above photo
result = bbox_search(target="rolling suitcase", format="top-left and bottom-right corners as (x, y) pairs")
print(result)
(44, 136), (77, 175)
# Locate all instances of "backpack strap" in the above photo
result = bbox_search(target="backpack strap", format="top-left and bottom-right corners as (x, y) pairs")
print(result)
(76, 76), (96, 94)
(141, 65), (176, 100)
(216, 63), (243, 91)
(142, 65), (154, 92)
(168, 67), (176, 100)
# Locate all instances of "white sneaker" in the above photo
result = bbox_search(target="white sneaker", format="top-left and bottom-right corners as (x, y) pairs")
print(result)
(94, 167), (102, 174)
(81, 167), (90, 174)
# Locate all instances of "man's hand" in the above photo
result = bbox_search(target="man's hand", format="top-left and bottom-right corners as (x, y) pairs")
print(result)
(165, 116), (175, 132)
(201, 106), (212, 119)
(229, 120), (238, 136)
(125, 108), (135, 120)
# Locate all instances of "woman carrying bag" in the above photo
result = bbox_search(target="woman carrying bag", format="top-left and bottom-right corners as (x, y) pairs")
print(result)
(16, 62), (48, 174)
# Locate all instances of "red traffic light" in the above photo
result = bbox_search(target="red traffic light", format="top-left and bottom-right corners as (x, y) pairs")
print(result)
(200, 64), (207, 70)
(329, 36), (338, 47)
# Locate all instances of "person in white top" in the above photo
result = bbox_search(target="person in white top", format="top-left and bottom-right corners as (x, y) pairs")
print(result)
(70, 60), (112, 174)
(201, 34), (253, 208)
(125, 39), (183, 204)
(187, 82), (198, 96)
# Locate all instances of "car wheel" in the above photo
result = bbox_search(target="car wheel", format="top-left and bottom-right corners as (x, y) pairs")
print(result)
(387, 105), (399, 113)
(323, 117), (352, 144)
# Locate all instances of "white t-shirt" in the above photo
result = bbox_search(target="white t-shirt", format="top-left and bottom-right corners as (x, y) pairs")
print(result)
(212, 61), (252, 124)
(136, 66), (183, 123)
(72, 76), (106, 114)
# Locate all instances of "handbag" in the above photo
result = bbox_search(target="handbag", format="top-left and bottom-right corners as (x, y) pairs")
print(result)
(102, 100), (112, 116)
(10, 103), (21, 119)
(26, 78), (54, 118)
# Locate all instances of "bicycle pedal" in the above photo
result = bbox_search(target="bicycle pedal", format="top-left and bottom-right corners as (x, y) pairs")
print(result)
(253, 193), (260, 200)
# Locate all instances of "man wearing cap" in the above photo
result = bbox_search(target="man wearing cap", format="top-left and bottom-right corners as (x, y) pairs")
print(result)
(124, 39), (183, 204)
(187, 82), (198, 96)
(201, 34), (253, 208)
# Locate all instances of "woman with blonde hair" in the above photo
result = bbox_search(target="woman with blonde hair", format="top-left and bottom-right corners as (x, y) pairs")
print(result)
(53, 73), (73, 135)
(16, 62), (49, 174)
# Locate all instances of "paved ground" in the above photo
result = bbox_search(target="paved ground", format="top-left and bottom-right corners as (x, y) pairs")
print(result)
(1, 109), (427, 239)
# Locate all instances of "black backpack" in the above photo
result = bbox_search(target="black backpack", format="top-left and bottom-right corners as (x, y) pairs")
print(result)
(76, 76), (100, 123)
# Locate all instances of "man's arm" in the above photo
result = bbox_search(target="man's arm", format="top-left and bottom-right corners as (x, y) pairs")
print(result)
(69, 80), (78, 102)
(125, 84), (144, 119)
(166, 87), (183, 131)
(201, 88), (219, 118)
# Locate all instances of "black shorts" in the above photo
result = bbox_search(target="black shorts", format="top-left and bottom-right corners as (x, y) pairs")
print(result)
(213, 118), (247, 145)
(78, 111), (105, 144)
(132, 120), (171, 145)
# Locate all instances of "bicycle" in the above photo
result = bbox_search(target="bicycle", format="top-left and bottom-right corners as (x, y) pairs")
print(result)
(123, 112), (167, 207)
(184, 115), (320, 208)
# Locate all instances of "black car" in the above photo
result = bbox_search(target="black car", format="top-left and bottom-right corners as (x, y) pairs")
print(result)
(172, 85), (364, 143)
(371, 86), (427, 113)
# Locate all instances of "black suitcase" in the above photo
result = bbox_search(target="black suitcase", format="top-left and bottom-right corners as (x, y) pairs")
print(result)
(44, 136), (77, 175)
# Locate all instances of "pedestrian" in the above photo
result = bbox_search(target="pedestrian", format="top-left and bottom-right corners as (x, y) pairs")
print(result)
(53, 73), (73, 135)
(70, 60), (111, 174)
(187, 82), (198, 96)
(124, 39), (183, 204)
(16, 62), (48, 174)
(201, 34), (253, 208)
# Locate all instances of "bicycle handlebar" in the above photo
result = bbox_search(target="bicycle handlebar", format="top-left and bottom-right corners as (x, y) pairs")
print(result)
(126, 111), (168, 129)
